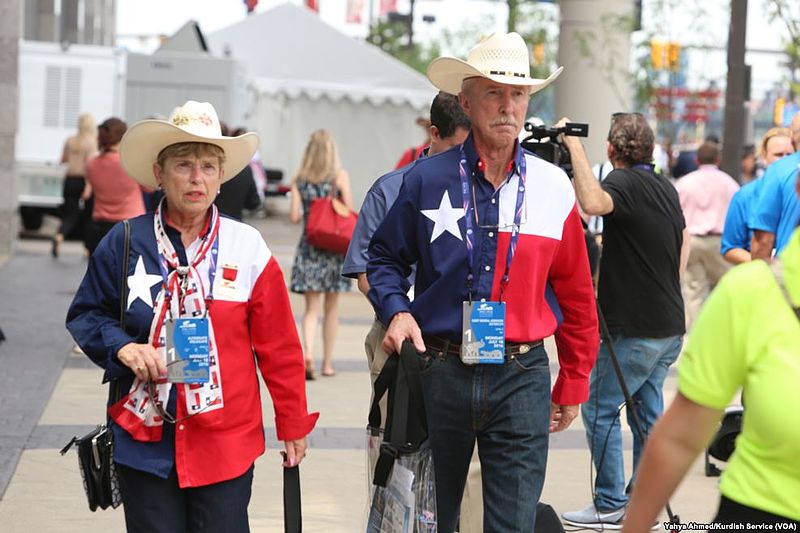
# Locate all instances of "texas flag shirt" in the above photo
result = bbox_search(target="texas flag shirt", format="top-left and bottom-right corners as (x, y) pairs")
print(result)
(367, 135), (599, 404)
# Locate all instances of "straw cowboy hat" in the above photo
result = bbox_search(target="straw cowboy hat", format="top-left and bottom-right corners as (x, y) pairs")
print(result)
(120, 100), (259, 189)
(427, 32), (564, 96)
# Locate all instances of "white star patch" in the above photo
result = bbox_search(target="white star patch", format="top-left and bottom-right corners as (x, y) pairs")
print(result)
(127, 255), (162, 310)
(421, 190), (465, 243)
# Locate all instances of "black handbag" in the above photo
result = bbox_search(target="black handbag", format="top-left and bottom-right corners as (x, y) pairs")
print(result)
(60, 424), (122, 511)
(60, 220), (130, 511)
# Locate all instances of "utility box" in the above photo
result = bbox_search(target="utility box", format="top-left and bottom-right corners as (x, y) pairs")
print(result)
(125, 51), (242, 124)
(16, 40), (125, 230)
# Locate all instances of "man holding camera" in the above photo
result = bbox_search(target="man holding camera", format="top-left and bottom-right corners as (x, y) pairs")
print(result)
(558, 113), (688, 528)
(367, 33), (599, 532)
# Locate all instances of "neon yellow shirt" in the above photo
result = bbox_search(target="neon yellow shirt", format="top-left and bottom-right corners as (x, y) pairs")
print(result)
(679, 229), (800, 521)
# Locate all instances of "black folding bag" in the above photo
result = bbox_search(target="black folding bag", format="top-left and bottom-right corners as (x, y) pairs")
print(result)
(61, 424), (122, 511)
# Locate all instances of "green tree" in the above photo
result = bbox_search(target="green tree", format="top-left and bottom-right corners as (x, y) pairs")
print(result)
(766, 0), (800, 97)
(366, 19), (440, 75)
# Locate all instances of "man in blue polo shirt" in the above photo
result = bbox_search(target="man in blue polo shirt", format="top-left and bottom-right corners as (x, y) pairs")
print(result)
(751, 113), (800, 259)
(721, 127), (794, 264)
(343, 91), (470, 385)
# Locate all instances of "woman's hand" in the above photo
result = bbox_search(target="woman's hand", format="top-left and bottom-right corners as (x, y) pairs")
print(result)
(282, 438), (308, 467)
(117, 342), (166, 381)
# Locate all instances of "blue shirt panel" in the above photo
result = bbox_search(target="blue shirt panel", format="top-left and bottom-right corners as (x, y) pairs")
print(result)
(721, 178), (763, 254)
(750, 152), (800, 252)
(366, 135), (524, 342)
(67, 212), (193, 479)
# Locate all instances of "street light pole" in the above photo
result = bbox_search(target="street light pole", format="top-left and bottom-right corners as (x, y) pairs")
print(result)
(721, 0), (748, 181)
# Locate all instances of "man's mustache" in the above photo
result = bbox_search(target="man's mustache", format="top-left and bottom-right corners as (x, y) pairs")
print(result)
(490, 116), (517, 127)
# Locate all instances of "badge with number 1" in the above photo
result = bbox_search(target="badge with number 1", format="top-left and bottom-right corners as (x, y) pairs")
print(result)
(461, 301), (506, 365)
(165, 317), (210, 383)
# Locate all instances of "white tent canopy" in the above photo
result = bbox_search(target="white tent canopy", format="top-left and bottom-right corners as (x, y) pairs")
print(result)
(207, 2), (437, 206)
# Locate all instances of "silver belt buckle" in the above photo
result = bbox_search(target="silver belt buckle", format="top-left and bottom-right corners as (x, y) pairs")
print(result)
(518, 344), (530, 354)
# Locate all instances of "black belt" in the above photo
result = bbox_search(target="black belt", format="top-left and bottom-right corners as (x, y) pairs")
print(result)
(423, 335), (543, 362)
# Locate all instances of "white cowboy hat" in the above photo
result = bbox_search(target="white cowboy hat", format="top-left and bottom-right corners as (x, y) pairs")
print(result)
(427, 32), (563, 96)
(119, 100), (259, 189)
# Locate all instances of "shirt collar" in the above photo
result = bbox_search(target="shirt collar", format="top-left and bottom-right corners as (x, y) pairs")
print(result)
(161, 202), (212, 238)
(463, 132), (523, 178)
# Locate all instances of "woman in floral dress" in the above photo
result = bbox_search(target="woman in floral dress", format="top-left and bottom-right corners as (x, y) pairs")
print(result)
(289, 130), (353, 379)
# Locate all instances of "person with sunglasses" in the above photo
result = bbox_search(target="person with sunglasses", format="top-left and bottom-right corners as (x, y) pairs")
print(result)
(66, 101), (318, 533)
(558, 112), (688, 529)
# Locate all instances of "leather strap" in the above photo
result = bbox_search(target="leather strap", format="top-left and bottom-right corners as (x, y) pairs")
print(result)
(283, 463), (302, 533)
(108, 220), (132, 402)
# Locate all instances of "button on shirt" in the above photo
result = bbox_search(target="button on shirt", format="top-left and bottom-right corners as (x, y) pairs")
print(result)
(367, 134), (599, 404)
(675, 164), (740, 236)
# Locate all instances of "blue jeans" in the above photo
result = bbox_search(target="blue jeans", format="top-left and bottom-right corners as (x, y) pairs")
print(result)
(581, 335), (682, 511)
(418, 344), (551, 533)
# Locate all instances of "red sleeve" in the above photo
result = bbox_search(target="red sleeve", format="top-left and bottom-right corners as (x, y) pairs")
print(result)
(248, 257), (319, 440)
(548, 205), (599, 404)
(394, 148), (414, 169)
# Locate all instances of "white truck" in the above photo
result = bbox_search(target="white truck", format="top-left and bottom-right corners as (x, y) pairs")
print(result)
(16, 40), (125, 230)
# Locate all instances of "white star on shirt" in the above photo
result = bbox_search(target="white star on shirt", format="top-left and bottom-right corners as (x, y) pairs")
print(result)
(421, 190), (465, 243)
(127, 255), (162, 310)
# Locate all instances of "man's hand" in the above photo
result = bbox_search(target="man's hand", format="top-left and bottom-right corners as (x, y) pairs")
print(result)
(117, 342), (166, 381)
(554, 117), (585, 153)
(555, 116), (615, 216)
(282, 438), (308, 467)
(549, 403), (579, 433)
(382, 312), (425, 354)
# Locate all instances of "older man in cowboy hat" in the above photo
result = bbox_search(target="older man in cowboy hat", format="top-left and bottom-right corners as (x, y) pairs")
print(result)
(67, 101), (317, 532)
(367, 33), (599, 532)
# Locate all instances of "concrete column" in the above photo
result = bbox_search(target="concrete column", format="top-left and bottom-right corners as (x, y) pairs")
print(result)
(34, 0), (57, 42)
(0, 0), (19, 261)
(60, 0), (79, 44)
(556, 0), (634, 165)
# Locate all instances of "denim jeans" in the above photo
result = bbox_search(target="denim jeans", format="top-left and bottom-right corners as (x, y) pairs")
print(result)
(417, 344), (551, 533)
(581, 335), (683, 511)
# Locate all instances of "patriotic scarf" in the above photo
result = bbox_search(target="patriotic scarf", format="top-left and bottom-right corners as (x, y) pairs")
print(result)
(109, 200), (224, 442)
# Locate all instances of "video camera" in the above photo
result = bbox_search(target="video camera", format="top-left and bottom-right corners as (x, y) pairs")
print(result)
(520, 122), (589, 178)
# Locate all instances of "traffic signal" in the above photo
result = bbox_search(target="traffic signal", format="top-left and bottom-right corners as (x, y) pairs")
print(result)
(533, 43), (545, 66)
(667, 42), (680, 71)
(651, 40), (664, 70)
(774, 97), (785, 126)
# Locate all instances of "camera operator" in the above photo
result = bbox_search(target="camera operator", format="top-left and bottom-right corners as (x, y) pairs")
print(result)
(556, 113), (689, 528)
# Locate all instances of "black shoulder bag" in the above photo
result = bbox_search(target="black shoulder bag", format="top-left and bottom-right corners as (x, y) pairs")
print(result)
(60, 220), (130, 511)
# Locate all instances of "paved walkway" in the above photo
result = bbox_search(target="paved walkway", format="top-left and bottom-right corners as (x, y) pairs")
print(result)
(0, 212), (723, 532)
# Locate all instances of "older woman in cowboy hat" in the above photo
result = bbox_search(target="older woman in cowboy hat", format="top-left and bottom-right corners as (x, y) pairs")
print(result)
(66, 101), (318, 533)
(368, 33), (597, 532)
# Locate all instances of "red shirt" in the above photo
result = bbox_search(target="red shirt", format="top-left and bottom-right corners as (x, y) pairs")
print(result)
(85, 151), (146, 222)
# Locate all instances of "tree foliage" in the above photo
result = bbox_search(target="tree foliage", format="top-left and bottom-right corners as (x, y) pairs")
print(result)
(765, 0), (800, 97)
(366, 19), (440, 75)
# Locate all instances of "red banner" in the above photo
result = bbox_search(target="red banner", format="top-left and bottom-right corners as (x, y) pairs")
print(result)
(380, 0), (398, 16)
(347, 0), (364, 23)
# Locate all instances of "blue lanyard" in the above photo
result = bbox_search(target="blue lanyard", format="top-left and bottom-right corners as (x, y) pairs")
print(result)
(458, 145), (527, 301)
(632, 163), (654, 171)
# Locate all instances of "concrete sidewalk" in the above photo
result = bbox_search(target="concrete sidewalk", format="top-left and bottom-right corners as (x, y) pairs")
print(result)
(0, 213), (723, 532)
